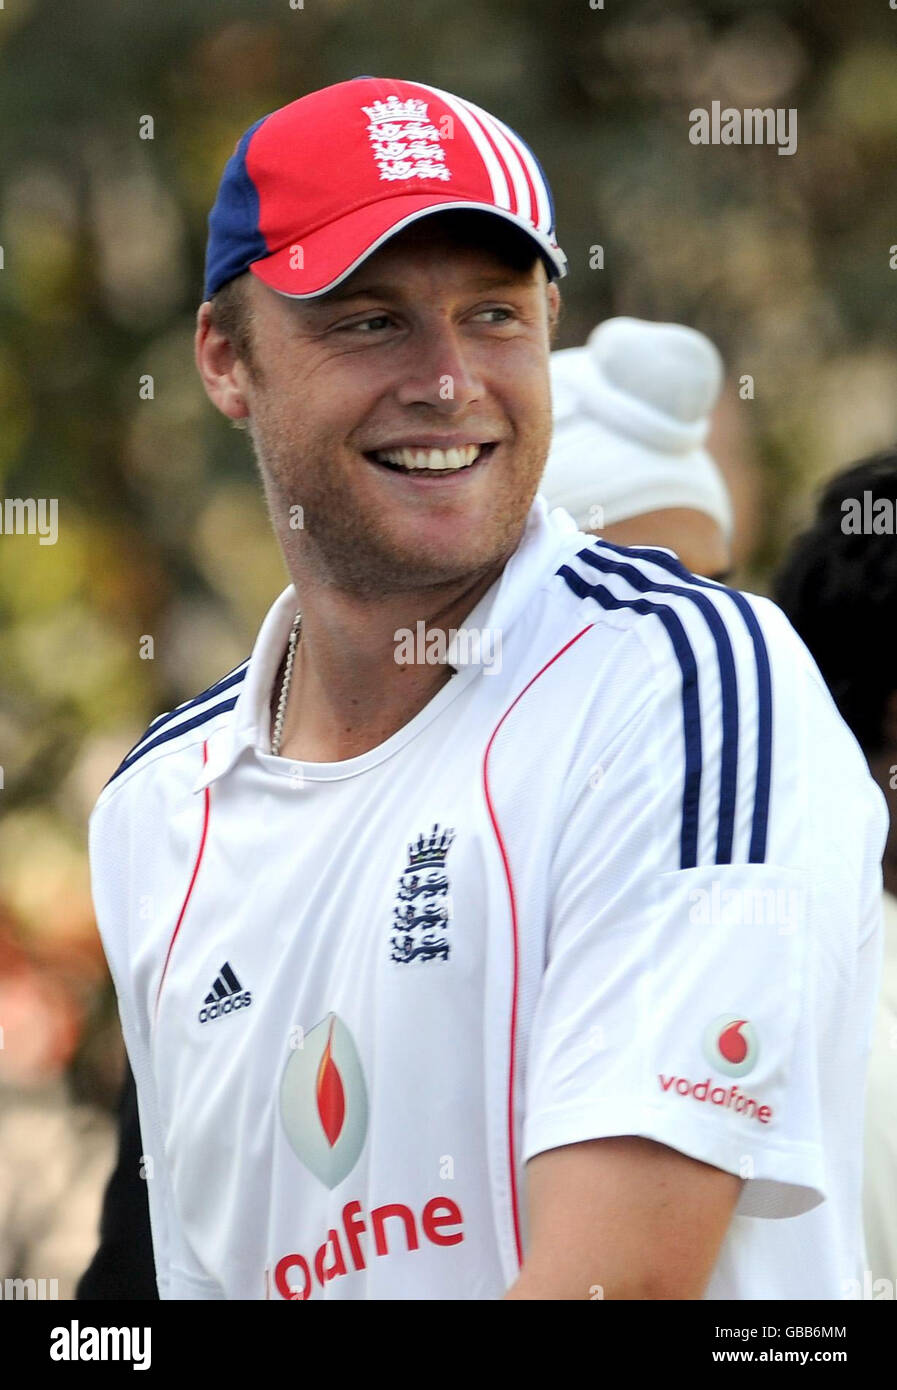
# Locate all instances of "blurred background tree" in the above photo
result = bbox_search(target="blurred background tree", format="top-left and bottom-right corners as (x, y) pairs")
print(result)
(0, 0), (895, 1289)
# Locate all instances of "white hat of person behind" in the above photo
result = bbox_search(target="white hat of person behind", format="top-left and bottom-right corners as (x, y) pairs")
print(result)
(540, 317), (733, 537)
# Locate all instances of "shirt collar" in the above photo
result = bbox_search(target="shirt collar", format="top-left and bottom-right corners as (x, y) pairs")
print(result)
(192, 492), (582, 794)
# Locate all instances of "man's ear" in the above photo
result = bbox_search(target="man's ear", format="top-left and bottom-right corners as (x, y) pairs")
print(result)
(194, 300), (251, 424)
(546, 282), (561, 346)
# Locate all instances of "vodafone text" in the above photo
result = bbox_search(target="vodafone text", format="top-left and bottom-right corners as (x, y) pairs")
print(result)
(659, 1073), (772, 1123)
(269, 1195), (463, 1299)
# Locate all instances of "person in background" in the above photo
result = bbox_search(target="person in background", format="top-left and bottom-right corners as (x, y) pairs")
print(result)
(75, 1062), (157, 1299)
(774, 449), (897, 1291)
(540, 317), (733, 581)
(78, 315), (736, 1300)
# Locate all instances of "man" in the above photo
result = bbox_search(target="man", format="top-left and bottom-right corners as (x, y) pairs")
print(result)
(775, 450), (897, 1291)
(540, 317), (733, 579)
(78, 313), (736, 1300)
(89, 76), (887, 1300)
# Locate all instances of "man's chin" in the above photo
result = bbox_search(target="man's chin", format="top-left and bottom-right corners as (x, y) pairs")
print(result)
(354, 546), (500, 597)
(319, 523), (515, 600)
(289, 455), (542, 597)
(383, 503), (534, 582)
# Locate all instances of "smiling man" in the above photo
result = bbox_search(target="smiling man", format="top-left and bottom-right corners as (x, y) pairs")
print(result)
(88, 77), (887, 1301)
(202, 210), (559, 765)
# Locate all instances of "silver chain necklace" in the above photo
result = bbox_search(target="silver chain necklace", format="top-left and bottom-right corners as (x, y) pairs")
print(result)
(270, 610), (302, 756)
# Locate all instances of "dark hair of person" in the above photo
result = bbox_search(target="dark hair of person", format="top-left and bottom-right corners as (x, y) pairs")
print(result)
(774, 448), (897, 756)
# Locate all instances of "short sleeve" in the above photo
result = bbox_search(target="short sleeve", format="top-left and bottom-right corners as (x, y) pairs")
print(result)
(523, 597), (884, 1219)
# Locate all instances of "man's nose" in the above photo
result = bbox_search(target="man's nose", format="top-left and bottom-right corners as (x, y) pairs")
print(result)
(393, 322), (485, 412)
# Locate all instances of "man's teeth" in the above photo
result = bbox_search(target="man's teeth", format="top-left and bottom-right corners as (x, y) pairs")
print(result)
(372, 444), (483, 471)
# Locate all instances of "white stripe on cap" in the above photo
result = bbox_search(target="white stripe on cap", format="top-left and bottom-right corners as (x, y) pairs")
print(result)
(458, 96), (533, 225)
(488, 112), (552, 235)
(414, 81), (511, 211)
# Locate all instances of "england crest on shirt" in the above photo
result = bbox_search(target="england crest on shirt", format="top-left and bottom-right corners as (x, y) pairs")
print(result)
(390, 823), (455, 965)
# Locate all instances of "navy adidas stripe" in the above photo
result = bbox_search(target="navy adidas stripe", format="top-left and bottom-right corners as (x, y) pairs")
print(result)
(107, 661), (249, 781)
(139, 661), (249, 745)
(106, 694), (240, 787)
(104, 659), (249, 789)
(594, 542), (772, 863)
(575, 546), (740, 865)
(558, 564), (703, 870)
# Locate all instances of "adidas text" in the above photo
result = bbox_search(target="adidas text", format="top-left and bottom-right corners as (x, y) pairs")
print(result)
(199, 990), (252, 1024)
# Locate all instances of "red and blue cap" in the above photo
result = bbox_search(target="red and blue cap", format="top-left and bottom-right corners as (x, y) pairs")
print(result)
(204, 75), (567, 301)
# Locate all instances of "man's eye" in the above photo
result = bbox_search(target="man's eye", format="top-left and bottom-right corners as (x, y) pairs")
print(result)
(338, 315), (393, 333)
(473, 306), (515, 323)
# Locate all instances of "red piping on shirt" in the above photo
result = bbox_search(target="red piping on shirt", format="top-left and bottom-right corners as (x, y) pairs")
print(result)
(481, 622), (596, 1271)
(154, 739), (212, 1021)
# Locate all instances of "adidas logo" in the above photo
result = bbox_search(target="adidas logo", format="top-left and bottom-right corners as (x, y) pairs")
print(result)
(198, 962), (252, 1025)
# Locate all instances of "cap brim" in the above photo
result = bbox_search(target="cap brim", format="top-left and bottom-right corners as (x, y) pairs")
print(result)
(249, 194), (567, 298)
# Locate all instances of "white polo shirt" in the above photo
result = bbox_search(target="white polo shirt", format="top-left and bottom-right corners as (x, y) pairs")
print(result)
(89, 494), (888, 1301)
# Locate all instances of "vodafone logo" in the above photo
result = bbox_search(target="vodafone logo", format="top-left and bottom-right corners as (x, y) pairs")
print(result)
(657, 1015), (771, 1124)
(274, 1013), (466, 1297)
(702, 1015), (758, 1077)
(267, 1195), (464, 1300)
(280, 1013), (368, 1189)
(657, 1073), (772, 1124)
